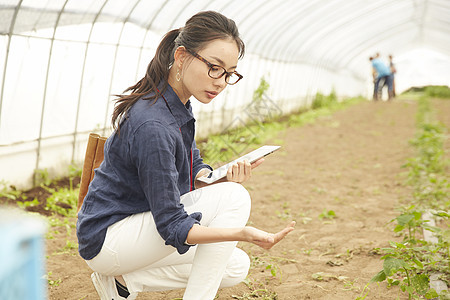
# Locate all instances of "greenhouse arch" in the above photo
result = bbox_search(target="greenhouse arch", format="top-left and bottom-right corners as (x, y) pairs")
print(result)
(0, 0), (449, 187)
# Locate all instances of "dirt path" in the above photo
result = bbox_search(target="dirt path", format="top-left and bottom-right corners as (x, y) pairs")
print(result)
(45, 99), (450, 299)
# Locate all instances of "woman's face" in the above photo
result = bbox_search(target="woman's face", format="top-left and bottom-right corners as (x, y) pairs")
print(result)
(179, 38), (240, 104)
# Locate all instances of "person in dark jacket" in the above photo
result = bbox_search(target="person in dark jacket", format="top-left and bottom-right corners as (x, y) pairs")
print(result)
(76, 10), (295, 300)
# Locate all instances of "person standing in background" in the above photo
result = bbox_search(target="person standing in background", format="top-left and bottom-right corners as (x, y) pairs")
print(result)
(369, 55), (393, 101)
(389, 55), (397, 97)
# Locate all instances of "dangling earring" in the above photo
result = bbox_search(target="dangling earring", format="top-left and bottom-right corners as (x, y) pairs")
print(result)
(176, 68), (181, 82)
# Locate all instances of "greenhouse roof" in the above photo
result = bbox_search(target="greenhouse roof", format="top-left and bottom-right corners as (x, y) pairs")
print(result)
(1, 0), (450, 188)
(1, 0), (450, 78)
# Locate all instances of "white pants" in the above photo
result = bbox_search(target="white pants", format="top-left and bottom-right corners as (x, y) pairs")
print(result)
(86, 182), (251, 300)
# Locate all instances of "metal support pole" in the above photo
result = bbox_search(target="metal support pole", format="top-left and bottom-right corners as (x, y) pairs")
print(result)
(0, 0), (24, 133)
(72, 0), (110, 163)
(34, 0), (69, 185)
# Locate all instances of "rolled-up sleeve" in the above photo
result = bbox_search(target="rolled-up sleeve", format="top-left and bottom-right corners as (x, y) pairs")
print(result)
(130, 121), (201, 254)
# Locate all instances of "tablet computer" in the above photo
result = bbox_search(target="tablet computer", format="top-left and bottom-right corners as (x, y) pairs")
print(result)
(197, 145), (281, 184)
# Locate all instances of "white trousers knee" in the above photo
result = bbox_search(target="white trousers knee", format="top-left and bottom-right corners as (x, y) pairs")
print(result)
(85, 182), (251, 300)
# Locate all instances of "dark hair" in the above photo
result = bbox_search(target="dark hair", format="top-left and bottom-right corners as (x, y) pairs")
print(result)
(111, 10), (245, 129)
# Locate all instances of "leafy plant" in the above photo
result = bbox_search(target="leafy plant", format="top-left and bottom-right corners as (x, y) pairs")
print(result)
(16, 197), (39, 209)
(0, 180), (22, 200)
(319, 209), (336, 220)
(370, 207), (445, 299)
(252, 76), (270, 103)
(68, 164), (82, 190)
(34, 168), (52, 186)
(424, 85), (450, 99)
(251, 255), (282, 281)
(369, 96), (450, 299)
(311, 89), (337, 109)
(45, 187), (78, 217)
(198, 82), (363, 167)
(232, 277), (278, 300)
(44, 271), (62, 287)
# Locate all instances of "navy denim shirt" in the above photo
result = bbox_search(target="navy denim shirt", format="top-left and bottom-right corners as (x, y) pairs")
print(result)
(76, 84), (212, 260)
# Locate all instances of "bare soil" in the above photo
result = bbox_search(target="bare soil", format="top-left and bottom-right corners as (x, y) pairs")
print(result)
(2, 98), (449, 299)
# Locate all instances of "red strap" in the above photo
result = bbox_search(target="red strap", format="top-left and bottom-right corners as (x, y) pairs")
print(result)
(160, 88), (193, 191)
(178, 128), (193, 191)
(190, 149), (193, 191)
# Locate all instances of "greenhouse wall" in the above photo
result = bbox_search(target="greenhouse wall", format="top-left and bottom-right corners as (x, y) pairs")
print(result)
(1, 1), (450, 189)
(0, 29), (365, 189)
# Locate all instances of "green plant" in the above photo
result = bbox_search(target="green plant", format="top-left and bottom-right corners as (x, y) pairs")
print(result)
(369, 96), (450, 299)
(370, 207), (445, 298)
(197, 86), (363, 167)
(0, 180), (23, 200)
(275, 202), (292, 220)
(355, 283), (370, 300)
(68, 164), (82, 190)
(16, 197), (39, 209)
(311, 89), (337, 109)
(232, 277), (278, 300)
(47, 216), (76, 236)
(319, 209), (336, 220)
(250, 255), (282, 281)
(45, 187), (78, 217)
(403, 97), (449, 210)
(424, 85), (450, 99)
(44, 271), (62, 287)
(34, 168), (52, 186)
(252, 76), (270, 103)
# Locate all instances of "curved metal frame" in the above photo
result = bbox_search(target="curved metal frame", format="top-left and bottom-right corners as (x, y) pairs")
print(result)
(72, 0), (110, 162)
(34, 0), (70, 184)
(0, 0), (24, 132)
(0, 0), (449, 187)
(102, 0), (144, 135)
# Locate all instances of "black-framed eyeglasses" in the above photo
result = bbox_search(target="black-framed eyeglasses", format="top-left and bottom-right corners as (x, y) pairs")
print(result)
(187, 49), (243, 85)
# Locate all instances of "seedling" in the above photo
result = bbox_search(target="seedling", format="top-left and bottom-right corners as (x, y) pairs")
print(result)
(369, 96), (450, 300)
(319, 209), (336, 220)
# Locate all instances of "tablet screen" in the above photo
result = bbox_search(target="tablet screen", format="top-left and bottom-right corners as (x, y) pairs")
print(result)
(197, 145), (280, 184)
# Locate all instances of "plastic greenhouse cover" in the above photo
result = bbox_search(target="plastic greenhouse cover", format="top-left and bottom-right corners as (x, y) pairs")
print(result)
(0, 0), (449, 188)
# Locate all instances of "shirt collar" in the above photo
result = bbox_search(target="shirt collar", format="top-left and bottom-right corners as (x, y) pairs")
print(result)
(162, 84), (195, 127)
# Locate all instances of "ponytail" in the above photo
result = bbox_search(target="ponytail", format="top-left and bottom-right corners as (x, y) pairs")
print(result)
(111, 11), (245, 130)
(111, 28), (180, 130)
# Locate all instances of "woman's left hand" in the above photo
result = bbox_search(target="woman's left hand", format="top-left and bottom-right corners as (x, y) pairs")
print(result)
(226, 158), (264, 183)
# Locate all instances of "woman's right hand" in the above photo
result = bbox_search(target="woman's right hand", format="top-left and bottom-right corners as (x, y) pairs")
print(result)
(242, 221), (295, 250)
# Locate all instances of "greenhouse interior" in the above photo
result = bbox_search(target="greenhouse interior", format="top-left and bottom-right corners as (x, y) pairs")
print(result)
(0, 1), (450, 300)
(1, 0), (449, 188)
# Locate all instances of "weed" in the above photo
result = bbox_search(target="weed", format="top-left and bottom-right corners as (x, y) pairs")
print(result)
(34, 168), (51, 186)
(55, 240), (78, 255)
(355, 283), (370, 300)
(16, 197), (39, 209)
(275, 202), (291, 220)
(313, 187), (327, 194)
(47, 216), (75, 236)
(271, 193), (281, 202)
(311, 89), (337, 109)
(68, 164), (82, 190)
(298, 211), (312, 224)
(312, 272), (347, 282)
(0, 180), (22, 200)
(45, 187), (78, 217)
(251, 255), (282, 281)
(424, 85), (450, 98)
(232, 277), (278, 300)
(197, 84), (363, 166)
(369, 96), (450, 299)
(44, 271), (62, 287)
(319, 209), (336, 220)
